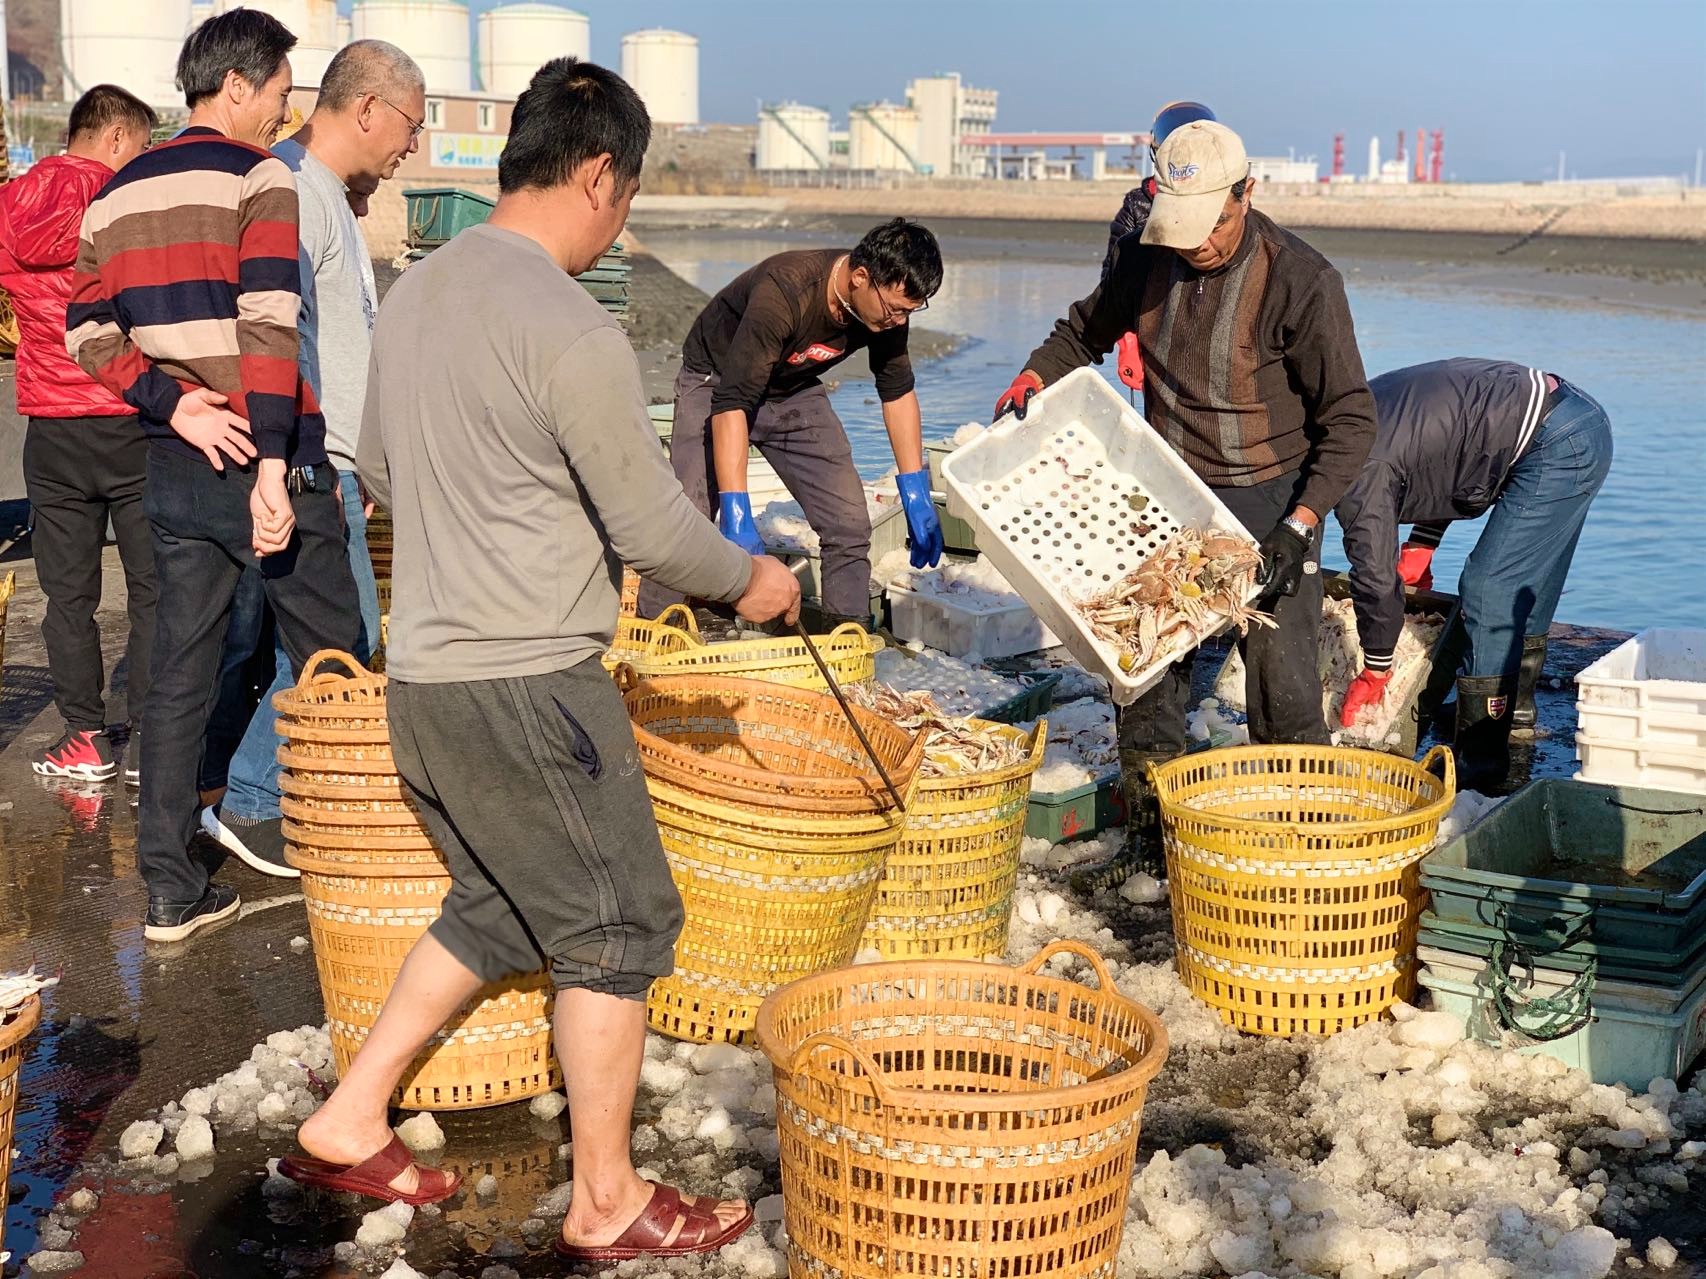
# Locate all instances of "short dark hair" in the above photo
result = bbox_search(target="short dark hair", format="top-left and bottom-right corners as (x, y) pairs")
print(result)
(498, 57), (650, 195)
(69, 84), (158, 140)
(176, 6), (296, 108)
(849, 218), (943, 302)
(1231, 176), (1251, 200)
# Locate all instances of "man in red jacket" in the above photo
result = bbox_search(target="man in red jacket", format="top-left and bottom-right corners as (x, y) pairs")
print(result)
(0, 84), (157, 782)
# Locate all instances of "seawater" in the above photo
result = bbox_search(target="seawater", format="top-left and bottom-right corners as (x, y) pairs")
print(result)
(643, 225), (1706, 631)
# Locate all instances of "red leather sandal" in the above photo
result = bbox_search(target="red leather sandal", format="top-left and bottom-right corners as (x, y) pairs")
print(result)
(553, 1183), (755, 1262)
(277, 1134), (461, 1205)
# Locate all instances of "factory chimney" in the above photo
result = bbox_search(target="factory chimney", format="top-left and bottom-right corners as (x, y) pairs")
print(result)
(1367, 135), (1380, 181)
(1414, 128), (1426, 183)
(1332, 133), (1344, 178)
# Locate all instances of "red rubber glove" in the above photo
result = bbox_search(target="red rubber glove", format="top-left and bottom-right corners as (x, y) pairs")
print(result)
(1397, 543), (1435, 590)
(1115, 331), (1144, 392)
(1340, 668), (1393, 727)
(993, 371), (1044, 422)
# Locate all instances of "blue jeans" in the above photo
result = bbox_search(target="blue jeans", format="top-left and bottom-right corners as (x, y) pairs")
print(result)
(223, 472), (379, 822)
(1459, 383), (1612, 679)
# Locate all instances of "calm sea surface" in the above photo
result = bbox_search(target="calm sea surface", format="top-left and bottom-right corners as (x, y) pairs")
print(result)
(643, 225), (1706, 632)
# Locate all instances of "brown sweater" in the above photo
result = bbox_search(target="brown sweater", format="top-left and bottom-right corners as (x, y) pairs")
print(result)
(1026, 209), (1376, 519)
(682, 248), (914, 418)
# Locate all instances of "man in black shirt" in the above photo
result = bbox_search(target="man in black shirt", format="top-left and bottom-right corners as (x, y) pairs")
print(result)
(639, 218), (945, 625)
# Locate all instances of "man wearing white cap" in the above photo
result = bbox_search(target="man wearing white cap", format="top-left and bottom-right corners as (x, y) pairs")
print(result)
(995, 119), (1377, 876)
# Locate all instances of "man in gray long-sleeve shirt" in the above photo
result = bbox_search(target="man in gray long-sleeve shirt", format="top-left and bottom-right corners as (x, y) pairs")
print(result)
(285, 59), (798, 1258)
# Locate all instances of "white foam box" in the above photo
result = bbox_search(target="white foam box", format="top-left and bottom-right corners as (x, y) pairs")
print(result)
(1418, 944), (1706, 1089)
(941, 368), (1259, 705)
(1576, 628), (1706, 749)
(886, 583), (1060, 661)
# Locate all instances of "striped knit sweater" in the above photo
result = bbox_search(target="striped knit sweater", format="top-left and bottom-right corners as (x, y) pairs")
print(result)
(66, 125), (324, 467)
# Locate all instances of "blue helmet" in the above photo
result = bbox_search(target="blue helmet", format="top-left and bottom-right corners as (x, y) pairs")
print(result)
(1150, 101), (1216, 155)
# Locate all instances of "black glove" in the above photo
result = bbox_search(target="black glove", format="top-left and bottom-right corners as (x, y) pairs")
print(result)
(1257, 519), (1312, 600)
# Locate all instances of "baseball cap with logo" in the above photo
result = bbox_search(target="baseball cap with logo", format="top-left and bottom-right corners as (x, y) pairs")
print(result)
(1141, 120), (1250, 250)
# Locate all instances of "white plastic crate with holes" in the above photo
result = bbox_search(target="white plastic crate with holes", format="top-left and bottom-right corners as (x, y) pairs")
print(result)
(941, 367), (1260, 704)
(1576, 628), (1706, 747)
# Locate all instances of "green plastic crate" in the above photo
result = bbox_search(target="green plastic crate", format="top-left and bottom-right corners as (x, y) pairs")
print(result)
(1421, 779), (1706, 954)
(404, 187), (494, 248)
(977, 671), (1062, 725)
(1025, 770), (1126, 843)
(934, 496), (979, 554)
(1418, 917), (1706, 984)
(1417, 944), (1706, 1088)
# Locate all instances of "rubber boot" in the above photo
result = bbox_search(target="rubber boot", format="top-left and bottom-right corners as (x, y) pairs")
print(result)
(1454, 674), (1518, 794)
(1069, 749), (1170, 895)
(1510, 635), (1548, 736)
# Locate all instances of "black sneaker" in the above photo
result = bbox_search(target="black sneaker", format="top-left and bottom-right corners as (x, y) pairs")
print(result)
(200, 807), (298, 879)
(145, 882), (241, 943)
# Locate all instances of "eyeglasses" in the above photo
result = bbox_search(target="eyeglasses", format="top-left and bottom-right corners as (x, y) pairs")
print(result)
(374, 94), (424, 139)
(866, 281), (928, 326)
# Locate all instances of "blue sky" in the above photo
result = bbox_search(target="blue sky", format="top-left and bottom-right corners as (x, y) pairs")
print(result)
(425, 0), (1705, 181)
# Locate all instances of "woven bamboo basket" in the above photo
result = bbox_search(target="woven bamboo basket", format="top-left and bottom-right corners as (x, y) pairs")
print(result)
(276, 651), (558, 1109)
(623, 675), (925, 1044)
(0, 571), (14, 691)
(860, 719), (1047, 961)
(0, 996), (42, 1261)
(0, 287), (18, 355)
(755, 941), (1168, 1279)
(620, 567), (641, 617)
(367, 510), (393, 619)
(602, 603), (700, 674)
(629, 622), (883, 692)
(1150, 743), (1456, 1037)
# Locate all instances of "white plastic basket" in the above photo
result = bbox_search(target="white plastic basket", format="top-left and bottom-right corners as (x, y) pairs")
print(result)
(1575, 733), (1706, 796)
(886, 582), (1059, 660)
(1576, 628), (1706, 753)
(940, 368), (1259, 704)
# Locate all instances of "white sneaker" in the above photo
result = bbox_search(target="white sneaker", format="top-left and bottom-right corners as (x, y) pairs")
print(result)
(200, 806), (300, 879)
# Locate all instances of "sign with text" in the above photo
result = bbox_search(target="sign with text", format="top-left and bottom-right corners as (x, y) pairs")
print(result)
(429, 132), (504, 170)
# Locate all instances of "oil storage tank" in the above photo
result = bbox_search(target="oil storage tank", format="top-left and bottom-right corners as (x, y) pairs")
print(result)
(60, 0), (194, 108)
(849, 101), (920, 173)
(213, 0), (341, 86)
(479, 3), (589, 97)
(354, 0), (470, 94)
(620, 28), (697, 126)
(756, 102), (830, 173)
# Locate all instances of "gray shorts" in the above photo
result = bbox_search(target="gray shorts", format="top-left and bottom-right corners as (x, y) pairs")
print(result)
(387, 660), (684, 999)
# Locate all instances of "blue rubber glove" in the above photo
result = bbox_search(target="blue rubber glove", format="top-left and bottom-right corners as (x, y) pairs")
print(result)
(895, 469), (944, 569)
(717, 491), (766, 555)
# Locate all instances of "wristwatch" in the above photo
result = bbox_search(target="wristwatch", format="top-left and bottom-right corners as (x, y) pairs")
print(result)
(1281, 515), (1315, 545)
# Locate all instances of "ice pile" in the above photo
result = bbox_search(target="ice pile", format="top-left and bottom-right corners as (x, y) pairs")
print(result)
(1023, 697), (1118, 792)
(1186, 696), (1249, 747)
(872, 646), (1023, 717)
(116, 1024), (333, 1171)
(1435, 788), (1504, 846)
(756, 492), (893, 554)
(1217, 598), (1447, 747)
(889, 555), (1028, 613)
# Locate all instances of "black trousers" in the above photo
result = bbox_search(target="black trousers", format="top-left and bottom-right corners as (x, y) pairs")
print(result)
(22, 416), (158, 732)
(139, 446), (360, 904)
(1117, 470), (1330, 758)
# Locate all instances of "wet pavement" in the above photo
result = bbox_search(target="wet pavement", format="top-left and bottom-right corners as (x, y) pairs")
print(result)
(0, 551), (1658, 1278)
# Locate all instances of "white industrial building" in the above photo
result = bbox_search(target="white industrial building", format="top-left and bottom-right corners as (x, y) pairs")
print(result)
(848, 102), (920, 174)
(479, 4), (590, 97)
(905, 72), (997, 178)
(756, 102), (831, 173)
(1247, 156), (1320, 185)
(620, 28), (698, 126)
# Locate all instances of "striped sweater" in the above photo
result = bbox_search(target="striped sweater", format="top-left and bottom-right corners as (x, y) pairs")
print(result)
(66, 126), (324, 466)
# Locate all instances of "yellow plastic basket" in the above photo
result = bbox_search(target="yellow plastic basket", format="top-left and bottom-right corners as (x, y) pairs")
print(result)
(1150, 743), (1456, 1037)
(754, 941), (1168, 1279)
(629, 621), (882, 692)
(602, 603), (700, 674)
(860, 718), (1046, 961)
(623, 675), (924, 1044)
